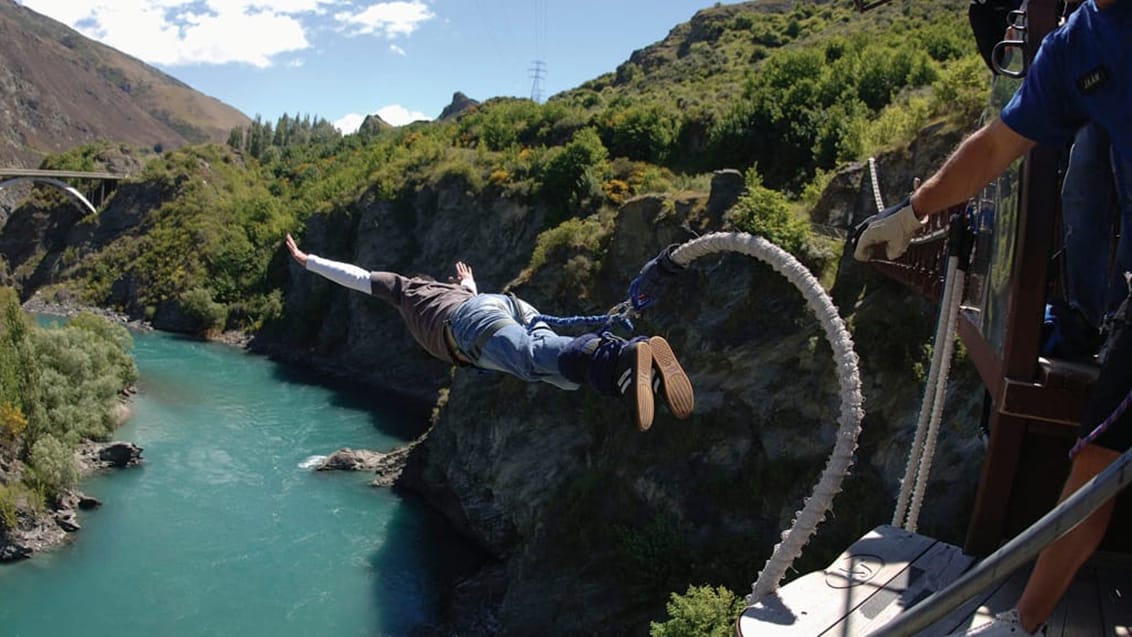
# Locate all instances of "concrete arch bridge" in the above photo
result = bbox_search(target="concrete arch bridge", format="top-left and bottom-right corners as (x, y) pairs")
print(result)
(0, 168), (128, 216)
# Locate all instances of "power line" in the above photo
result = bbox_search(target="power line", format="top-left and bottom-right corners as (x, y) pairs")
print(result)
(529, 0), (548, 102)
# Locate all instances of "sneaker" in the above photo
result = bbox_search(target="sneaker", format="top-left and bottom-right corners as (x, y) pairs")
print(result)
(946, 609), (1045, 636)
(648, 336), (694, 419)
(614, 339), (655, 431)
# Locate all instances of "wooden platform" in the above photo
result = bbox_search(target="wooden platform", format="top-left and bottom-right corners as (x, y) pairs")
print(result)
(736, 525), (1132, 636)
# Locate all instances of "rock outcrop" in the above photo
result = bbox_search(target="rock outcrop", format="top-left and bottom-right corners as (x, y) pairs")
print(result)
(76, 440), (144, 471)
(438, 92), (480, 121)
(314, 443), (417, 487)
(358, 113), (393, 134)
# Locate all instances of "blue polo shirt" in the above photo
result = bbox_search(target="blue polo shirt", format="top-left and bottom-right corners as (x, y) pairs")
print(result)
(1000, 0), (1132, 159)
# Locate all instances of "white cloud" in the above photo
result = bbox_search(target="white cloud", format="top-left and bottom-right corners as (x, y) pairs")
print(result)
(333, 113), (365, 134)
(377, 104), (430, 126)
(334, 1), (434, 38)
(18, 0), (95, 26)
(389, 43), (406, 56)
(333, 104), (431, 133)
(20, 0), (348, 67)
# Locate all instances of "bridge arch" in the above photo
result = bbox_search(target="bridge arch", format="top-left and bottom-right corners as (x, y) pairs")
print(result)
(0, 176), (98, 216)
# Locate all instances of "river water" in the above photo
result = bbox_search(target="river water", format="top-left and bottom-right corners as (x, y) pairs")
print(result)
(0, 326), (480, 636)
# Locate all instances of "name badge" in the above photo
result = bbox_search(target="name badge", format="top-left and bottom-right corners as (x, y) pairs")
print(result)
(1077, 66), (1109, 94)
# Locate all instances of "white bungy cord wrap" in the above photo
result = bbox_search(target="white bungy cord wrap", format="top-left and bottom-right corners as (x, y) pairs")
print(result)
(668, 232), (865, 604)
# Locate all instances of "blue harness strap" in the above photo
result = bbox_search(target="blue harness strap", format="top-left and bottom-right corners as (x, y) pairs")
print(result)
(529, 303), (635, 334)
(526, 244), (686, 334)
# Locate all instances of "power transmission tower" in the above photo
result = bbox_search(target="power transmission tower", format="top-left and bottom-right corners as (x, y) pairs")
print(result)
(528, 60), (546, 104)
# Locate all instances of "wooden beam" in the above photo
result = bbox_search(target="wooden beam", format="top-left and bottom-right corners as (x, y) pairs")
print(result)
(965, 412), (1028, 555)
(964, 0), (1064, 555)
(958, 312), (1003, 400)
(1000, 378), (1089, 426)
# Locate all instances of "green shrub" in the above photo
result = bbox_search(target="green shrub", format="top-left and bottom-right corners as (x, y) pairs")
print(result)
(599, 104), (679, 164)
(0, 288), (42, 430)
(27, 434), (78, 499)
(859, 95), (933, 157)
(729, 167), (812, 256)
(31, 327), (127, 443)
(650, 585), (745, 637)
(539, 127), (610, 219)
(800, 169), (835, 208)
(0, 487), (16, 530)
(932, 55), (991, 124)
(180, 287), (228, 334)
(227, 290), (283, 332)
(0, 482), (37, 530)
(525, 216), (610, 274)
(917, 20), (972, 62)
(67, 312), (137, 387)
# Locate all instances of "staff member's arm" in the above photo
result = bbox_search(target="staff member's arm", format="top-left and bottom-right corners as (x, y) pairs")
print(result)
(854, 118), (1036, 261)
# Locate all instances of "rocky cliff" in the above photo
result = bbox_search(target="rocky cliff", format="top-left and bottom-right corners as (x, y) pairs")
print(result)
(262, 128), (984, 634)
(396, 174), (984, 635)
(0, 124), (987, 635)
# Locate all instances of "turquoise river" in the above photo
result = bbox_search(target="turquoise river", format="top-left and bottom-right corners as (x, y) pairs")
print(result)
(0, 324), (482, 637)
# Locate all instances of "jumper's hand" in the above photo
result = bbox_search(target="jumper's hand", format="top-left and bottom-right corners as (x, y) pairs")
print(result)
(449, 261), (477, 294)
(630, 244), (685, 310)
(285, 233), (308, 267)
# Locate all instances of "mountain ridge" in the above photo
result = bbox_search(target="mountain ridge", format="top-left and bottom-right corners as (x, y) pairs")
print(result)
(0, 0), (250, 168)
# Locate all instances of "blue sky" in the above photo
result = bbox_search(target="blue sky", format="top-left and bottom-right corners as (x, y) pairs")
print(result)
(18, 0), (729, 132)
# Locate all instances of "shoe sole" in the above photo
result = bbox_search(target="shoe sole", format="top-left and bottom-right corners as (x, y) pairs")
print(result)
(629, 342), (655, 432)
(649, 336), (694, 419)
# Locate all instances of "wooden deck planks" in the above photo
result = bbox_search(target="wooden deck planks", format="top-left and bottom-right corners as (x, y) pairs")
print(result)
(737, 525), (962, 637)
(914, 566), (1020, 637)
(1097, 553), (1132, 636)
(1049, 563), (1099, 637)
(935, 564), (1031, 635)
(736, 526), (1132, 636)
(821, 537), (974, 636)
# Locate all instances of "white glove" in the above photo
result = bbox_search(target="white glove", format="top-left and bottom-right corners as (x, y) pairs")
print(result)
(853, 204), (926, 261)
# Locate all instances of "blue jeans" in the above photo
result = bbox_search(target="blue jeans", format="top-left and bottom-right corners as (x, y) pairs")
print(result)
(447, 294), (580, 390)
(1061, 122), (1132, 328)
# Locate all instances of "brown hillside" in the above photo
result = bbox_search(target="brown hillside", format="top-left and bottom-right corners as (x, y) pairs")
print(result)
(0, 0), (250, 168)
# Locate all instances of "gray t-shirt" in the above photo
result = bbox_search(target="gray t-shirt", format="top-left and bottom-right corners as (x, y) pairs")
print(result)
(305, 255), (474, 363)
(368, 271), (474, 363)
